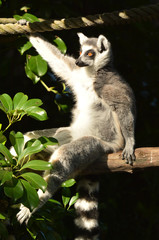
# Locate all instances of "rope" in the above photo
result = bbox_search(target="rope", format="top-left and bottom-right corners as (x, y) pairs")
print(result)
(0, 3), (159, 35)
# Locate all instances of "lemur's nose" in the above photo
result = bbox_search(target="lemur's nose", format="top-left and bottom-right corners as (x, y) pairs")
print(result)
(75, 58), (88, 67)
(75, 58), (81, 66)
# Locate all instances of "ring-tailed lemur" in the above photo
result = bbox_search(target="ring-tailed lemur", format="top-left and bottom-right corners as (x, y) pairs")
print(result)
(16, 24), (136, 240)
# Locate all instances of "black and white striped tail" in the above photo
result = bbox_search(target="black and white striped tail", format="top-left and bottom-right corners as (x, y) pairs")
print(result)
(74, 176), (100, 240)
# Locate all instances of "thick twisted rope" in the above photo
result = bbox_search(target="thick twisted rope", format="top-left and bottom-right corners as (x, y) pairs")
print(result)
(0, 3), (159, 35)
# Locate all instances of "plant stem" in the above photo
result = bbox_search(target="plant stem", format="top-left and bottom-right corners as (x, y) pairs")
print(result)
(40, 79), (56, 93)
(3, 122), (12, 133)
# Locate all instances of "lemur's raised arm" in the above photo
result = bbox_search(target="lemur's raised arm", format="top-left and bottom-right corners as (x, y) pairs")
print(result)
(28, 33), (76, 82)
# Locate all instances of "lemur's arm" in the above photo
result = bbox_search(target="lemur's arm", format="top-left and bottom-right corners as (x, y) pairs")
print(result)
(26, 33), (76, 81)
(101, 84), (136, 164)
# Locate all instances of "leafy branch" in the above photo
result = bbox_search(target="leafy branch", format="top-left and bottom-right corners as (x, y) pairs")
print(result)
(0, 92), (58, 210)
(0, 92), (78, 240)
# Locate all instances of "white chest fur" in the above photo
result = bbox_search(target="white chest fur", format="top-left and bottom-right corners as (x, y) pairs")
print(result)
(70, 68), (102, 140)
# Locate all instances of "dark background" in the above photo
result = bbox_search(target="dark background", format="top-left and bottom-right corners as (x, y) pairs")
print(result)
(0, 0), (159, 239)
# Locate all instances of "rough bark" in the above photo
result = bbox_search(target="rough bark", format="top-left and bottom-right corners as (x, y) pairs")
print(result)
(81, 147), (159, 175)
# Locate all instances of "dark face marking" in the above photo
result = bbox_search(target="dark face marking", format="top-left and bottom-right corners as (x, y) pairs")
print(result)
(76, 45), (96, 67)
(84, 49), (96, 59)
(75, 58), (89, 67)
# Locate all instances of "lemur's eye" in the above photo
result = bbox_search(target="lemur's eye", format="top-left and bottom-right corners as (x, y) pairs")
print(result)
(85, 50), (95, 57)
(87, 52), (93, 57)
(79, 51), (82, 55)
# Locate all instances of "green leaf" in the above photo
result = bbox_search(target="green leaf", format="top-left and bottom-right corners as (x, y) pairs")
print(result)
(18, 139), (44, 163)
(21, 160), (52, 171)
(27, 55), (48, 77)
(26, 106), (48, 121)
(21, 179), (39, 211)
(0, 95), (7, 112)
(24, 138), (36, 148)
(25, 64), (40, 84)
(13, 15), (22, 21)
(62, 187), (71, 208)
(55, 101), (70, 113)
(22, 13), (39, 23)
(53, 36), (67, 54)
(21, 172), (47, 192)
(0, 94), (13, 113)
(0, 157), (8, 167)
(0, 213), (6, 220)
(19, 41), (32, 55)
(9, 131), (24, 156)
(0, 152), (4, 159)
(0, 132), (7, 144)
(26, 228), (36, 239)
(48, 199), (62, 206)
(13, 92), (28, 110)
(61, 179), (76, 188)
(38, 136), (58, 147)
(4, 178), (24, 201)
(0, 170), (13, 184)
(22, 98), (43, 110)
(13, 13), (39, 23)
(0, 143), (13, 164)
(68, 192), (79, 209)
(1, 94), (13, 112)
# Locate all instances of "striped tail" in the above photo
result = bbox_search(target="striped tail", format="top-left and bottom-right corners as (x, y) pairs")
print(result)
(74, 176), (100, 240)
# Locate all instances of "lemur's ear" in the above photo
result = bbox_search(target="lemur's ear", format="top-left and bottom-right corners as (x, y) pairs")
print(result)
(97, 35), (109, 52)
(77, 32), (88, 45)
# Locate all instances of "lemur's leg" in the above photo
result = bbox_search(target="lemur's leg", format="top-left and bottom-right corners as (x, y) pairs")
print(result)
(17, 136), (114, 224)
(10, 127), (72, 162)
(24, 127), (71, 145)
(53, 127), (72, 146)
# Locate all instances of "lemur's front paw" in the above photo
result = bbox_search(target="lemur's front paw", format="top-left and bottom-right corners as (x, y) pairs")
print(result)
(122, 147), (136, 165)
(17, 19), (29, 26)
(16, 204), (32, 224)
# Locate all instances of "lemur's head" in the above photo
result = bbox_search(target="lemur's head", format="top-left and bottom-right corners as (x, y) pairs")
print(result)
(75, 33), (112, 70)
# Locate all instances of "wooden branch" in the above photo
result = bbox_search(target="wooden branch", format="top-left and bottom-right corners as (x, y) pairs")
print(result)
(82, 147), (159, 175)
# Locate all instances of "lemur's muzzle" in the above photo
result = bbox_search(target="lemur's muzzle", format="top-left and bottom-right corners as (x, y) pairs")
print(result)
(75, 58), (89, 67)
